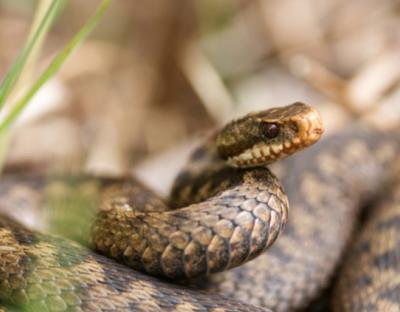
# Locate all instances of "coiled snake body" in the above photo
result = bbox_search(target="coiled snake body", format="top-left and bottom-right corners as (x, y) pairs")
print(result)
(0, 103), (323, 311)
(0, 102), (398, 311)
(205, 125), (400, 311)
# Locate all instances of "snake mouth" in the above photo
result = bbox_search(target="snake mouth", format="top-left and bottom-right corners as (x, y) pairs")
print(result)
(228, 135), (316, 167)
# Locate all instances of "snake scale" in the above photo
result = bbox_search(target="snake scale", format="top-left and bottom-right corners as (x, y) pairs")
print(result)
(333, 177), (400, 311)
(0, 103), (322, 311)
(0, 102), (399, 311)
(177, 122), (400, 312)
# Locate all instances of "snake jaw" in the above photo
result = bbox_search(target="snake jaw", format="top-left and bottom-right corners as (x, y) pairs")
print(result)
(227, 143), (282, 167)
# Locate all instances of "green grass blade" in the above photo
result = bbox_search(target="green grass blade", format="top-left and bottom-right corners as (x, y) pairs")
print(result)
(0, 0), (63, 109)
(0, 131), (11, 171)
(0, 0), (112, 133)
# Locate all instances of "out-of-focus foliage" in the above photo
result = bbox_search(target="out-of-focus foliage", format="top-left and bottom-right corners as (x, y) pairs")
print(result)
(0, 0), (111, 173)
(0, 0), (399, 184)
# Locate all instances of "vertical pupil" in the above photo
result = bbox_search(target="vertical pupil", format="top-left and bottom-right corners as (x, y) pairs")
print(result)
(262, 123), (280, 138)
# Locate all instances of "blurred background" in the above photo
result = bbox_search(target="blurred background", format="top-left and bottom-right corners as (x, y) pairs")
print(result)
(1, 0), (400, 194)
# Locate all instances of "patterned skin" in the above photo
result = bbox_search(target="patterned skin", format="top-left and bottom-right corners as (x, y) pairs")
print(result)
(0, 103), (322, 311)
(0, 212), (269, 312)
(177, 126), (399, 311)
(1, 104), (398, 311)
(333, 180), (400, 311)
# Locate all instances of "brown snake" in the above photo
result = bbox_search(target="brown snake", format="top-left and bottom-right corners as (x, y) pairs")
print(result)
(332, 182), (400, 311)
(0, 103), (324, 311)
(202, 124), (400, 311)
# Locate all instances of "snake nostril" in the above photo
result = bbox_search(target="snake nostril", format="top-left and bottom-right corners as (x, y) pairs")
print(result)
(313, 128), (324, 135)
(290, 122), (299, 133)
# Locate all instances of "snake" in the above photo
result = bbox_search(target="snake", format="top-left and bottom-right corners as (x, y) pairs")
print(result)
(332, 176), (400, 311)
(194, 124), (400, 311)
(0, 103), (324, 311)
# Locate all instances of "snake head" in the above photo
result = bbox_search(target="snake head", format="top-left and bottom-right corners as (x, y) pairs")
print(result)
(216, 102), (324, 167)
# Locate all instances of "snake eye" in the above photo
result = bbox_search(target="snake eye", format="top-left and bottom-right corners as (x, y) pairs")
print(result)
(260, 122), (280, 139)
